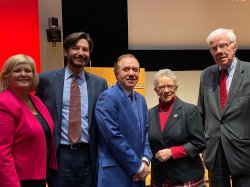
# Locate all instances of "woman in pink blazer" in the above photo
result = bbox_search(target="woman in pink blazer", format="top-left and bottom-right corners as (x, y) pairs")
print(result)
(0, 54), (57, 187)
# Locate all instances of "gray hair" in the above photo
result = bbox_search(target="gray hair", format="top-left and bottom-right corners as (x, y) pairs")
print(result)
(206, 28), (236, 45)
(153, 69), (177, 87)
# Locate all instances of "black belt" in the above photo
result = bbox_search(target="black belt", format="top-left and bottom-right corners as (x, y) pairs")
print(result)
(60, 143), (89, 150)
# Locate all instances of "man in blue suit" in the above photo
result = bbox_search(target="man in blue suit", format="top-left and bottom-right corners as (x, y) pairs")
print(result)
(36, 32), (108, 187)
(95, 54), (152, 187)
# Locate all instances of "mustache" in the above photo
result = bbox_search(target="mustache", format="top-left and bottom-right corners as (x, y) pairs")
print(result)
(74, 56), (86, 61)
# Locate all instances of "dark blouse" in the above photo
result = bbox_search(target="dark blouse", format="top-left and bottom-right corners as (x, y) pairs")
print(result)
(35, 113), (51, 162)
(35, 113), (50, 144)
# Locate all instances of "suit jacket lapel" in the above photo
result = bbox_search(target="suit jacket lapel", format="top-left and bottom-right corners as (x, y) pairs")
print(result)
(162, 98), (181, 135)
(30, 95), (53, 131)
(54, 69), (65, 122)
(223, 61), (244, 114)
(115, 84), (142, 136)
(86, 72), (94, 126)
(151, 106), (165, 145)
(212, 67), (222, 114)
(135, 92), (144, 136)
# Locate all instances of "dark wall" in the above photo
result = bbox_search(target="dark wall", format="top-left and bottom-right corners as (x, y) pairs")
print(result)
(62, 0), (250, 71)
(62, 0), (128, 67)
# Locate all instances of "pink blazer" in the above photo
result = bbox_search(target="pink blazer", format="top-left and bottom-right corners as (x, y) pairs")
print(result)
(0, 89), (57, 187)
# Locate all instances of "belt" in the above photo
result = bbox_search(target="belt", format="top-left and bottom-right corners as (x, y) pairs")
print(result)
(60, 143), (89, 150)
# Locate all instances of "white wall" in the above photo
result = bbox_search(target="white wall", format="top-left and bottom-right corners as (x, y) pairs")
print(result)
(39, 0), (64, 72)
(145, 71), (201, 109)
(128, 0), (250, 50)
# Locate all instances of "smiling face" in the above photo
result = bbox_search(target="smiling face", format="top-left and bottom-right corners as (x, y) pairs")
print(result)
(154, 76), (178, 103)
(115, 56), (140, 92)
(209, 34), (237, 69)
(8, 62), (34, 94)
(65, 38), (90, 73)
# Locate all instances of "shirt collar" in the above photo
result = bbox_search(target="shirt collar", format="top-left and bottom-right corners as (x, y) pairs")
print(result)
(219, 57), (237, 76)
(117, 83), (136, 99)
(65, 65), (85, 81)
(228, 58), (237, 77)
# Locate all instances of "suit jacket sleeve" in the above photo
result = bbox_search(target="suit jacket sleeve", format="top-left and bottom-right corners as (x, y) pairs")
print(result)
(197, 70), (205, 125)
(182, 105), (206, 158)
(0, 101), (20, 187)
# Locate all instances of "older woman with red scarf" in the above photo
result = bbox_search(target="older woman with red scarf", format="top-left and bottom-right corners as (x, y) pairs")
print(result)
(148, 69), (206, 187)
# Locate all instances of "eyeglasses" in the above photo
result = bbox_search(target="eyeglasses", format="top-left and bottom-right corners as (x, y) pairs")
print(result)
(158, 84), (177, 91)
(209, 42), (234, 53)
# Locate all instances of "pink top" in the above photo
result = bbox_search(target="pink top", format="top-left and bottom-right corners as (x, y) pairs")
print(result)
(0, 89), (57, 187)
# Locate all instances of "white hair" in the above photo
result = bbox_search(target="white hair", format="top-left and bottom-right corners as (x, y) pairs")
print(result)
(153, 69), (177, 87)
(206, 28), (236, 45)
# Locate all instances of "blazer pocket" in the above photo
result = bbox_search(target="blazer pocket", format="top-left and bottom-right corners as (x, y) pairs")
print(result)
(102, 158), (117, 167)
(236, 92), (250, 98)
(235, 92), (250, 108)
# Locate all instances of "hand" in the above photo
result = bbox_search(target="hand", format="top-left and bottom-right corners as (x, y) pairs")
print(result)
(132, 173), (141, 182)
(132, 162), (150, 181)
(155, 148), (172, 162)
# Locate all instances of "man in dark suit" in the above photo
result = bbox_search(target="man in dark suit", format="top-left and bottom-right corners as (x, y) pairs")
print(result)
(198, 28), (250, 187)
(36, 32), (108, 187)
(95, 54), (152, 187)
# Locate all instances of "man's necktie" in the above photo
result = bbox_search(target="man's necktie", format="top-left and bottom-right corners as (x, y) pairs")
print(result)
(68, 75), (82, 144)
(220, 69), (228, 110)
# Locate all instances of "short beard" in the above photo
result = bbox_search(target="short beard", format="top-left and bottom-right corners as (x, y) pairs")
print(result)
(67, 59), (89, 67)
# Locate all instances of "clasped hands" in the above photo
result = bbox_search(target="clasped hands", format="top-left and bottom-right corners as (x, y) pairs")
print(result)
(132, 149), (172, 182)
(132, 161), (150, 182)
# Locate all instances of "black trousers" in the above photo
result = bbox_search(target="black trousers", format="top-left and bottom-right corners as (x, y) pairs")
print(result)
(48, 144), (93, 187)
(208, 142), (250, 187)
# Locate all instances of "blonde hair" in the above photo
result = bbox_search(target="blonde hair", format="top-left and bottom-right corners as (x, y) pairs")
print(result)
(0, 54), (39, 92)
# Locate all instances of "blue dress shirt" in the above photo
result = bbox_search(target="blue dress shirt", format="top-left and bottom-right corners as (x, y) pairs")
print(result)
(60, 66), (89, 144)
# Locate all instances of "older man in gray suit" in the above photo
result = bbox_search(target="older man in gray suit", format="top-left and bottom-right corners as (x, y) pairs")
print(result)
(198, 28), (250, 187)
